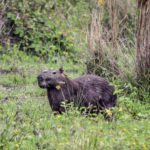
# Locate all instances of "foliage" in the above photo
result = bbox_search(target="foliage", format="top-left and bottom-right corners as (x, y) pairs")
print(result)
(0, 0), (150, 149)
(0, 0), (77, 61)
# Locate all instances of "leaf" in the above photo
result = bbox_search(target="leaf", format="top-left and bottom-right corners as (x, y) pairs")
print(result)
(7, 12), (16, 20)
(58, 81), (65, 84)
(56, 85), (61, 90)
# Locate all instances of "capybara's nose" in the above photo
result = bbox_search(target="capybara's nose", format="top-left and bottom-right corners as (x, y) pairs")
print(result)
(37, 74), (44, 81)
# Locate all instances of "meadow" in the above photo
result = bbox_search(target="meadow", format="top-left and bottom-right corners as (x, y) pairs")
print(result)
(0, 0), (150, 149)
(0, 50), (150, 150)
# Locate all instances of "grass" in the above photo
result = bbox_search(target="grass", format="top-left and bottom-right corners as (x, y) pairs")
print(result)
(0, 51), (150, 150)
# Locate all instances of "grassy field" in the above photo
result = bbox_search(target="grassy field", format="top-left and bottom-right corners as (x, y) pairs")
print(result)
(0, 52), (150, 150)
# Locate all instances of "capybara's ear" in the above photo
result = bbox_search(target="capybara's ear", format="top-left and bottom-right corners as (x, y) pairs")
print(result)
(59, 67), (64, 73)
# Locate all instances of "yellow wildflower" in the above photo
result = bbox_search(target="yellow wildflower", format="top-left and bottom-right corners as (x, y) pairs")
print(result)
(25, 13), (29, 16)
(58, 32), (62, 35)
(74, 28), (78, 31)
(14, 129), (19, 134)
(67, 36), (75, 41)
(134, 128), (138, 131)
(98, 0), (106, 6)
(122, 128), (126, 132)
(16, 144), (19, 148)
(69, 44), (74, 47)
(56, 85), (61, 90)
(70, 37), (75, 40)
(132, 142), (136, 145)
(63, 51), (68, 55)
(106, 109), (112, 116)
(67, 30), (71, 33)
(119, 107), (123, 112)
(56, 115), (61, 118)
(59, 143), (65, 146)
(57, 125), (62, 132)
(57, 125), (62, 128)
(141, 144), (147, 149)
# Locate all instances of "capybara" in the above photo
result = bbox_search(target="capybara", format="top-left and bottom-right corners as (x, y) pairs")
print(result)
(37, 68), (117, 114)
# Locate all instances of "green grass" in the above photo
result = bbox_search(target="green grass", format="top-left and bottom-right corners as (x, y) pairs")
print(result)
(0, 52), (150, 150)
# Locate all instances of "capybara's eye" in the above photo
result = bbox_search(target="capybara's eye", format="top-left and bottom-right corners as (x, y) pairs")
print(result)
(38, 76), (43, 81)
(46, 78), (51, 81)
(52, 71), (56, 74)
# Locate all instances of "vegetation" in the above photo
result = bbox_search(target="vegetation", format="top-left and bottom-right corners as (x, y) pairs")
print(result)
(0, 0), (150, 149)
(136, 0), (150, 84)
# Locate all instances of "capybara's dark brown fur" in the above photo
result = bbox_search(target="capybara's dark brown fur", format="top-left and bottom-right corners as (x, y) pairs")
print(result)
(37, 68), (117, 114)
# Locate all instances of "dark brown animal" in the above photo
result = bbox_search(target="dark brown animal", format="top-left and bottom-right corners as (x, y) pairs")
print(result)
(37, 68), (117, 114)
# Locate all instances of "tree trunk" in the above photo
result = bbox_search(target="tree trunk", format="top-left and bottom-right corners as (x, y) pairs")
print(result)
(136, 0), (150, 83)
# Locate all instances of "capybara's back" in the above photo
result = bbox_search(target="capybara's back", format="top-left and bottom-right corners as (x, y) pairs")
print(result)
(73, 75), (117, 112)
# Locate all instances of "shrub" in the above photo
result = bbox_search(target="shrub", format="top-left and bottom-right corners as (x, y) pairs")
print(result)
(0, 0), (75, 60)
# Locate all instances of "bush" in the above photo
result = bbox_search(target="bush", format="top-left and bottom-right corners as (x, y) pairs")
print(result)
(0, 0), (75, 60)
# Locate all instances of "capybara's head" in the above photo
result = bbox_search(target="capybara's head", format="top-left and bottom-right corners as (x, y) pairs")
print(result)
(37, 68), (65, 88)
